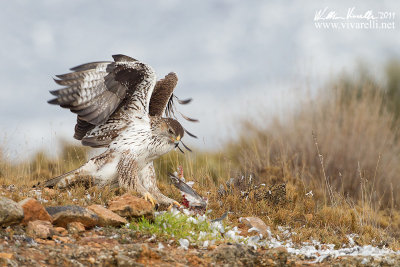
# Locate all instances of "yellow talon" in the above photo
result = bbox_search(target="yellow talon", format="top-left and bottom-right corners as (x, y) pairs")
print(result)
(167, 201), (181, 211)
(144, 192), (157, 207)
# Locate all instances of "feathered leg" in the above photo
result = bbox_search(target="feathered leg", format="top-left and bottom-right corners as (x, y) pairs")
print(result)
(140, 162), (179, 207)
(117, 154), (157, 206)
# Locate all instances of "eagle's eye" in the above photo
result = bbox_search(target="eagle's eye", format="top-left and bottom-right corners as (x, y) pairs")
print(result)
(168, 129), (174, 135)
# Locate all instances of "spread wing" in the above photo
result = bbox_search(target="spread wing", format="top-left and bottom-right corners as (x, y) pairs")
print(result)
(149, 72), (178, 117)
(48, 54), (156, 146)
(149, 73), (198, 138)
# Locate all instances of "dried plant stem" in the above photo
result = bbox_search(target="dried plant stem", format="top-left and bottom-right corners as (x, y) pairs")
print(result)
(312, 131), (336, 206)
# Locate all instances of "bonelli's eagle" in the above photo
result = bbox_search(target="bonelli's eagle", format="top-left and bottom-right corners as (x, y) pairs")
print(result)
(44, 54), (197, 207)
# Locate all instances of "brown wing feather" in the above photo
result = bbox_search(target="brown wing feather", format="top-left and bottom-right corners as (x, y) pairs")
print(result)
(74, 118), (95, 140)
(149, 72), (178, 116)
(48, 54), (156, 147)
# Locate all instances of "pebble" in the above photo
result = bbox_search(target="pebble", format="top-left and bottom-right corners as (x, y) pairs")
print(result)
(108, 194), (154, 220)
(0, 197), (24, 227)
(27, 220), (54, 239)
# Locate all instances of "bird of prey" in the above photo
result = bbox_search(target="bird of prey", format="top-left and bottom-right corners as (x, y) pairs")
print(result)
(43, 54), (197, 207)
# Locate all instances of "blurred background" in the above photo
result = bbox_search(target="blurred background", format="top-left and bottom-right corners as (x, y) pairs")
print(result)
(0, 0), (399, 159)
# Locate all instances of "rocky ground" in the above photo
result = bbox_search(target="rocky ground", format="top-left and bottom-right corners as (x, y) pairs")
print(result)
(1, 193), (400, 266)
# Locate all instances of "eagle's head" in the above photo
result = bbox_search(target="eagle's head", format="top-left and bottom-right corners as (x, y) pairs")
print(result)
(151, 117), (184, 155)
(163, 118), (185, 145)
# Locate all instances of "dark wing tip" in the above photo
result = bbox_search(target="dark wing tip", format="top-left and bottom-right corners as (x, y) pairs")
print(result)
(180, 112), (199, 122)
(181, 141), (192, 152)
(53, 78), (65, 86)
(112, 54), (138, 62)
(177, 146), (185, 154)
(177, 98), (192, 105)
(184, 128), (198, 139)
(55, 73), (72, 79)
(49, 89), (59, 96)
(48, 98), (59, 105)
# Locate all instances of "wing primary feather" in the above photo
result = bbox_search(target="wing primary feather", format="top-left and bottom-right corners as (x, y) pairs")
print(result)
(112, 54), (138, 62)
(184, 128), (198, 139)
(49, 89), (63, 96)
(48, 98), (59, 105)
(69, 61), (110, 72)
(175, 96), (192, 105)
(177, 146), (185, 154)
(179, 112), (199, 122)
(180, 141), (192, 152)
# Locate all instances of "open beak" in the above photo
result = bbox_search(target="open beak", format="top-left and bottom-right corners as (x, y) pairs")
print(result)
(174, 135), (181, 148)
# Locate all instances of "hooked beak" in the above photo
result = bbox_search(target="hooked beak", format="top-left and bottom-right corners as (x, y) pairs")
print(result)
(173, 135), (181, 148)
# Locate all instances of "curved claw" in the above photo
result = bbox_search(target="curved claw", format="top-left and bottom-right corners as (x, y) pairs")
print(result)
(167, 201), (181, 211)
(144, 192), (157, 207)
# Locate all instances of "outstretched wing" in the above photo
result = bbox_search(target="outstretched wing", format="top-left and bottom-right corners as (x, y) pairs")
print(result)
(49, 54), (156, 145)
(149, 72), (178, 117)
(149, 73), (198, 138)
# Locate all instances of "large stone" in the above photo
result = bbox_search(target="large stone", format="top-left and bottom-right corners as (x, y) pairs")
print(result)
(26, 220), (54, 239)
(87, 204), (128, 227)
(18, 198), (52, 225)
(67, 221), (86, 234)
(46, 205), (99, 228)
(108, 194), (154, 219)
(0, 197), (24, 227)
(239, 217), (270, 238)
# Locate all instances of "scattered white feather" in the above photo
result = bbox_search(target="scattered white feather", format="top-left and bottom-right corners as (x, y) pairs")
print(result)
(306, 190), (313, 197)
(178, 238), (189, 250)
(165, 204), (399, 262)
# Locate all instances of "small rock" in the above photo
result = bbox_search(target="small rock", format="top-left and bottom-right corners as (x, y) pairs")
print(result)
(87, 204), (128, 227)
(108, 194), (154, 219)
(52, 235), (72, 243)
(46, 205), (99, 228)
(26, 220), (54, 239)
(53, 227), (68, 236)
(116, 254), (137, 267)
(0, 253), (13, 259)
(19, 198), (52, 225)
(35, 238), (56, 245)
(0, 197), (24, 227)
(240, 217), (269, 237)
(67, 221), (86, 234)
